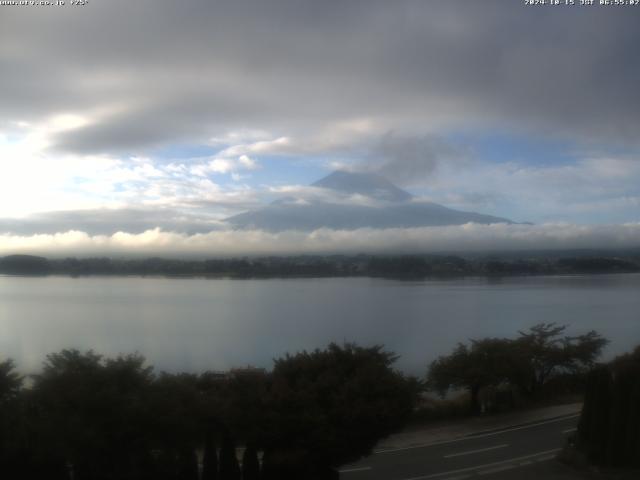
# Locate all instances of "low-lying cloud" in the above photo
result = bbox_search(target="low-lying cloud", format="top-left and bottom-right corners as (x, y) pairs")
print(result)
(2, 223), (640, 258)
(367, 133), (467, 186)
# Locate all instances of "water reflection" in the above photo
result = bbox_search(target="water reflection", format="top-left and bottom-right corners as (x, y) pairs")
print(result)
(1, 274), (639, 374)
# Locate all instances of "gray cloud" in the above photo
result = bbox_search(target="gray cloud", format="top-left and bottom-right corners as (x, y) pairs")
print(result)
(2, 1), (639, 156)
(366, 133), (467, 186)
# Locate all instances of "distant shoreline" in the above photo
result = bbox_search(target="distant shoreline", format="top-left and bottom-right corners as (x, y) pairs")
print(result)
(2, 273), (640, 284)
(1, 253), (639, 279)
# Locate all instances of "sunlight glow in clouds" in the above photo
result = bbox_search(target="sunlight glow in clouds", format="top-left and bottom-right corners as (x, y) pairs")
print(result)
(2, 223), (640, 257)
(0, 127), (263, 220)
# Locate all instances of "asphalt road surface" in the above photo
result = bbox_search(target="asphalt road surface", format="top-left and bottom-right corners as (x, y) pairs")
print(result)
(339, 414), (579, 480)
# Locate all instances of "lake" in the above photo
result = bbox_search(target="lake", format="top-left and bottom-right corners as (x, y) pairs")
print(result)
(1, 274), (639, 375)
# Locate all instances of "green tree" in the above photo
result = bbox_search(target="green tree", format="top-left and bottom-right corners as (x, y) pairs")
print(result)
(241, 443), (260, 480)
(577, 346), (640, 467)
(0, 359), (22, 402)
(211, 371), (269, 446)
(176, 446), (199, 480)
(427, 338), (515, 414)
(427, 325), (609, 414)
(31, 350), (155, 480)
(219, 433), (241, 480)
(0, 358), (27, 477)
(201, 432), (219, 480)
(264, 343), (419, 477)
(577, 365), (612, 464)
(146, 372), (204, 480)
(515, 323), (608, 395)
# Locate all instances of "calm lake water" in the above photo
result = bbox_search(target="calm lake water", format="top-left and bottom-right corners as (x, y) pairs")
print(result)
(1, 274), (639, 375)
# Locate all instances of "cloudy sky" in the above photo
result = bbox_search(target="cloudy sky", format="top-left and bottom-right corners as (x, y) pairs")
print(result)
(1, 0), (639, 255)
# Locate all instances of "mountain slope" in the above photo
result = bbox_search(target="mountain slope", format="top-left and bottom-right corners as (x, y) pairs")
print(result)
(226, 171), (513, 231)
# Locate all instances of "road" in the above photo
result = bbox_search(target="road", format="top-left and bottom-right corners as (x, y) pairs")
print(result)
(339, 414), (579, 480)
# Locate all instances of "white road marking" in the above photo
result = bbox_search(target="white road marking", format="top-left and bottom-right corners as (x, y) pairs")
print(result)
(562, 427), (577, 434)
(376, 414), (579, 454)
(339, 466), (372, 474)
(443, 444), (508, 459)
(535, 454), (557, 462)
(400, 448), (561, 480)
(477, 464), (513, 475)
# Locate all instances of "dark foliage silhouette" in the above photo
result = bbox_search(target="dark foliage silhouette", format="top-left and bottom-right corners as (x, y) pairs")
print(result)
(427, 324), (607, 414)
(241, 444), (260, 480)
(577, 346), (640, 467)
(219, 434), (241, 480)
(0, 343), (417, 479)
(202, 432), (219, 480)
(263, 343), (419, 476)
(2, 254), (639, 278)
(427, 338), (516, 414)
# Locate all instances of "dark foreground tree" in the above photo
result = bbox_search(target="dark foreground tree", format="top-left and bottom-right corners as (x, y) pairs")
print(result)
(0, 359), (22, 402)
(514, 323), (608, 395)
(1, 343), (419, 479)
(241, 443), (260, 480)
(219, 433), (241, 480)
(263, 343), (419, 477)
(147, 372), (202, 463)
(577, 346), (640, 468)
(427, 324), (608, 414)
(577, 365), (613, 464)
(202, 432), (219, 480)
(427, 338), (516, 414)
(176, 446), (199, 480)
(30, 350), (155, 480)
(0, 359), (28, 478)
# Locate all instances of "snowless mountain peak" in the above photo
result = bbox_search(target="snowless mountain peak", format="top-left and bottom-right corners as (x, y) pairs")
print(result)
(226, 170), (514, 231)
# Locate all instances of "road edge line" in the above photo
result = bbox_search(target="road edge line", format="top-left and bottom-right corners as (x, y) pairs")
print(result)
(401, 448), (562, 480)
(375, 413), (579, 454)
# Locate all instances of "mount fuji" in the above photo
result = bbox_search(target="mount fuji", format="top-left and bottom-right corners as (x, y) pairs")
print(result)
(226, 170), (514, 231)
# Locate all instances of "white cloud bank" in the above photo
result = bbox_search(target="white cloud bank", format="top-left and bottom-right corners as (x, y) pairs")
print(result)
(1, 223), (639, 258)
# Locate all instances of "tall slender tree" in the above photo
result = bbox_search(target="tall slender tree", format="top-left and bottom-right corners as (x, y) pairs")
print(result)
(202, 431), (219, 480)
(241, 443), (260, 480)
(177, 446), (199, 480)
(219, 434), (241, 480)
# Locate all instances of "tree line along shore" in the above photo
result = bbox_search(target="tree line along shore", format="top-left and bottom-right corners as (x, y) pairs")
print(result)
(1, 252), (640, 278)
